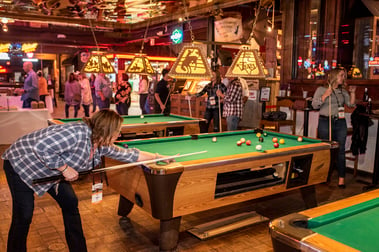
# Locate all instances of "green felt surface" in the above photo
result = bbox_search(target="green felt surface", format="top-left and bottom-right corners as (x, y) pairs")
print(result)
(115, 130), (320, 162)
(54, 114), (197, 125)
(308, 197), (379, 252)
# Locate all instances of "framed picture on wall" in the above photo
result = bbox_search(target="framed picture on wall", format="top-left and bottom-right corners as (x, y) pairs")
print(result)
(259, 87), (271, 102)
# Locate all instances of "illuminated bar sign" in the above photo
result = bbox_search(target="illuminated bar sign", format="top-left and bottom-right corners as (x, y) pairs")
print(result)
(0, 53), (10, 60)
(21, 43), (38, 53)
(369, 57), (379, 67)
(0, 65), (7, 73)
(0, 43), (10, 53)
(170, 28), (183, 44)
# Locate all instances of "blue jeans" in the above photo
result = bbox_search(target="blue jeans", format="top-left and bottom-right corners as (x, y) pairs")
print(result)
(3, 160), (87, 252)
(65, 104), (80, 118)
(318, 116), (347, 178)
(116, 102), (130, 115)
(22, 98), (38, 108)
(226, 116), (240, 131)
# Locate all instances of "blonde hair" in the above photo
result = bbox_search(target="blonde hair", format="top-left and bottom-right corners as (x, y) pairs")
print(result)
(83, 109), (123, 146)
(327, 68), (346, 88)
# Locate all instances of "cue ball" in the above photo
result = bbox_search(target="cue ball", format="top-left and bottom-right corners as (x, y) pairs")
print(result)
(263, 132), (268, 137)
(246, 140), (251, 146)
(274, 143), (279, 148)
(297, 136), (303, 142)
(258, 137), (264, 142)
(237, 141), (242, 146)
(255, 144), (262, 151)
(256, 133), (262, 138)
(240, 138), (246, 143)
(140, 115), (144, 119)
(279, 139), (285, 144)
(272, 137), (278, 143)
(212, 137), (217, 142)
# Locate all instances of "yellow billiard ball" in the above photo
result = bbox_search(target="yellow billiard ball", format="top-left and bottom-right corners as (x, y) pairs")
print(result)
(256, 133), (262, 138)
(279, 139), (285, 144)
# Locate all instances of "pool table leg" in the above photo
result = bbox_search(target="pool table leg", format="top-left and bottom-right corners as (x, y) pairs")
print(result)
(300, 185), (317, 209)
(117, 195), (134, 217)
(159, 216), (182, 252)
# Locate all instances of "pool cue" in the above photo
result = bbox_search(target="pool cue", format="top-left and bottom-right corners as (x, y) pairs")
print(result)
(217, 85), (222, 132)
(32, 150), (207, 184)
(161, 80), (175, 114)
(187, 95), (192, 117)
(328, 84), (332, 141)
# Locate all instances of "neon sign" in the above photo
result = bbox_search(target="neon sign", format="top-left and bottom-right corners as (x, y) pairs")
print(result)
(170, 28), (183, 44)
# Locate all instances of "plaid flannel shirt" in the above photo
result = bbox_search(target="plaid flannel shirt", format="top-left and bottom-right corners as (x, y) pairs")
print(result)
(222, 79), (243, 118)
(2, 122), (139, 196)
(196, 82), (227, 109)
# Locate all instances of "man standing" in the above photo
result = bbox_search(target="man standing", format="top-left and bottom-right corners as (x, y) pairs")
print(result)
(217, 78), (243, 131)
(20, 61), (39, 108)
(94, 73), (111, 109)
(154, 69), (171, 115)
(139, 75), (149, 114)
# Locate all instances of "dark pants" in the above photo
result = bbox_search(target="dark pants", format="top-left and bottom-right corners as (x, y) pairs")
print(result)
(22, 98), (38, 108)
(82, 104), (90, 117)
(204, 107), (221, 132)
(116, 102), (130, 115)
(318, 116), (347, 178)
(65, 104), (80, 118)
(139, 94), (148, 114)
(39, 95), (46, 107)
(3, 160), (87, 252)
(96, 97), (110, 110)
(91, 90), (97, 112)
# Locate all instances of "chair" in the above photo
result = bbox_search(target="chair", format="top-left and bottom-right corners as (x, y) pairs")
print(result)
(260, 98), (297, 134)
(345, 127), (359, 177)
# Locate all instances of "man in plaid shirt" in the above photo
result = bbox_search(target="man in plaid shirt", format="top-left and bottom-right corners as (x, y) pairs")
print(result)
(193, 69), (226, 132)
(217, 78), (243, 131)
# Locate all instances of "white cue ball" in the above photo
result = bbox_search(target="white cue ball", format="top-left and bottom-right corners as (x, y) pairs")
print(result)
(140, 115), (144, 119)
(212, 137), (217, 142)
(255, 144), (262, 151)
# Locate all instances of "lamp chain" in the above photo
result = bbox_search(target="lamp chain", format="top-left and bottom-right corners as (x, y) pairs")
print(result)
(182, 0), (194, 42)
(140, 0), (152, 54)
(247, 0), (261, 45)
(88, 18), (99, 51)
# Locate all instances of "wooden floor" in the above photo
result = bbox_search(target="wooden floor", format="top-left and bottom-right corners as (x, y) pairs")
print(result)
(0, 99), (374, 251)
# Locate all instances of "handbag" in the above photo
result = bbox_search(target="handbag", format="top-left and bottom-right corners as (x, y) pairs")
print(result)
(101, 84), (113, 98)
(73, 93), (81, 103)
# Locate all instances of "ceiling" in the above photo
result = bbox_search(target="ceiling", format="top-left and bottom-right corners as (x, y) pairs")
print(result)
(0, 0), (270, 53)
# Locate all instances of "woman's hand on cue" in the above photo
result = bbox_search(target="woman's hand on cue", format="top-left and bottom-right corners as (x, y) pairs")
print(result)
(62, 166), (79, 181)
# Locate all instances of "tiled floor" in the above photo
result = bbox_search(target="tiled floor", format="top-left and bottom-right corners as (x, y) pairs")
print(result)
(0, 99), (373, 251)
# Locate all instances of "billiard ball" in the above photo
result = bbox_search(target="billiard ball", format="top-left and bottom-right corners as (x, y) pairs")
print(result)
(279, 139), (285, 144)
(240, 138), (246, 143)
(274, 142), (279, 148)
(237, 141), (242, 146)
(144, 121), (148, 124)
(212, 137), (217, 142)
(256, 133), (262, 138)
(263, 132), (268, 137)
(297, 136), (303, 142)
(258, 137), (264, 142)
(140, 115), (144, 119)
(123, 144), (128, 148)
(272, 137), (278, 143)
(246, 140), (251, 146)
(255, 144), (262, 151)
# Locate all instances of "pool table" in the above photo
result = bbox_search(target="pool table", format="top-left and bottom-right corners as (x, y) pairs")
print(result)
(48, 113), (206, 137)
(106, 130), (335, 251)
(269, 189), (379, 252)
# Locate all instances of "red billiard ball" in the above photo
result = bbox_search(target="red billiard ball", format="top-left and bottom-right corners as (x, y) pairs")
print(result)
(272, 137), (278, 143)
(274, 142), (279, 148)
(246, 140), (251, 146)
(297, 137), (303, 142)
(237, 141), (242, 146)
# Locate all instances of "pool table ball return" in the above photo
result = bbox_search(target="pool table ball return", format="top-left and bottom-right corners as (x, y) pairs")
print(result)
(106, 130), (336, 251)
(48, 113), (206, 138)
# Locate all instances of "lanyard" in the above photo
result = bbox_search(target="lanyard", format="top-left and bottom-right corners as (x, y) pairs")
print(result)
(332, 88), (343, 107)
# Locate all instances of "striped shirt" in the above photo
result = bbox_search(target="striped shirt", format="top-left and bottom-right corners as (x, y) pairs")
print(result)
(223, 78), (243, 118)
(2, 122), (139, 196)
